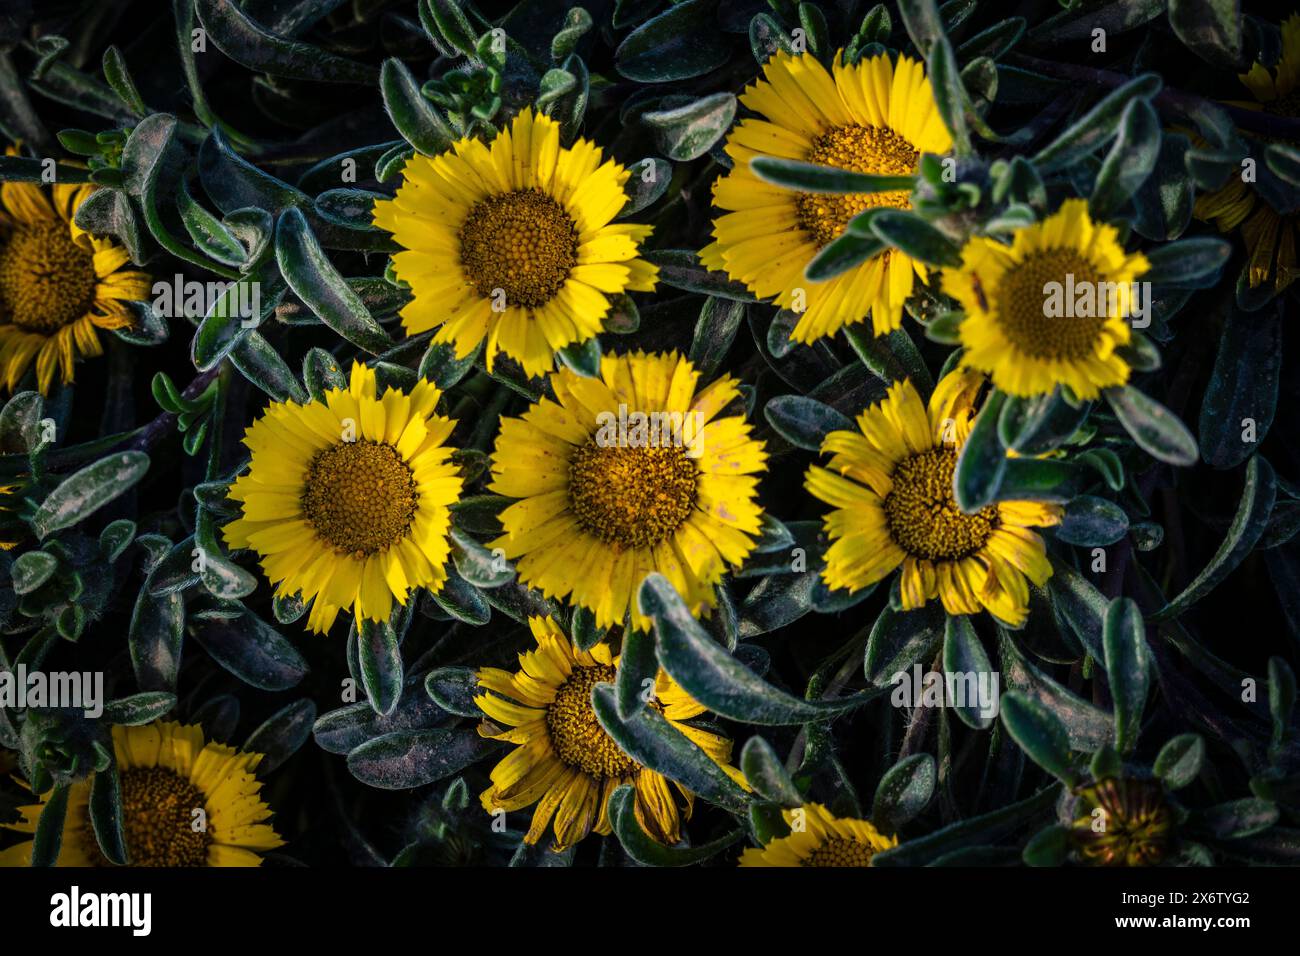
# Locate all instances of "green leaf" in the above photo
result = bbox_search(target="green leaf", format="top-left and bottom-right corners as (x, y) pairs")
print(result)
(1199, 304), (1281, 469)
(1154, 733), (1205, 789)
(425, 666), (483, 719)
(645, 250), (756, 302)
(864, 603), (945, 685)
(763, 395), (852, 452)
(242, 699), (317, 774)
(275, 207), (394, 354)
(1001, 630), (1112, 748)
(102, 692), (177, 725)
(1264, 143), (1300, 187)
(617, 158), (672, 220)
(12, 550), (57, 595)
(347, 728), (499, 790)
(230, 331), (308, 403)
(189, 609), (309, 691)
(1102, 597), (1150, 753)
(1056, 495), (1129, 546)
(1031, 74), (1163, 173)
(449, 529), (513, 588)
(1022, 824), (1071, 866)
(557, 337), (602, 378)
(997, 389), (1090, 455)
(1199, 799), (1279, 839)
(194, 0), (377, 84)
(872, 753), (936, 831)
(872, 785), (1059, 865)
(591, 683), (750, 811)
(867, 209), (962, 266)
(1089, 98), (1160, 220)
(739, 736), (803, 806)
(615, 0), (731, 83)
(689, 297), (745, 379)
(1168, 0), (1243, 69)
(953, 389), (1008, 511)
(942, 616), (995, 729)
(89, 767), (128, 865)
(616, 625), (659, 720)
(896, 0), (946, 58)
(805, 230), (887, 281)
(607, 785), (743, 865)
(643, 93), (736, 162)
(129, 590), (185, 692)
(927, 32), (971, 154)
(358, 618), (403, 717)
(302, 348), (347, 401)
(32, 451), (150, 539)
(999, 690), (1077, 784)
(102, 45), (147, 116)
(0, 156), (94, 183)
(1151, 455), (1276, 620)
(1143, 237), (1233, 285)
(30, 784), (70, 867)
(380, 58), (455, 156)
(425, 0), (478, 58)
(1104, 385), (1199, 466)
(640, 574), (885, 724)
(1269, 656), (1296, 750)
(749, 155), (915, 194)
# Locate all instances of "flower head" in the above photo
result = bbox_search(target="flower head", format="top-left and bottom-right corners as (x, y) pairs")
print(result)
(488, 350), (767, 631)
(941, 199), (1149, 399)
(223, 363), (463, 633)
(1193, 13), (1300, 293)
(1069, 777), (1174, 867)
(0, 152), (150, 394)
(702, 50), (952, 343)
(739, 803), (897, 866)
(372, 109), (658, 378)
(1, 721), (283, 867)
(805, 367), (1060, 625)
(475, 616), (739, 851)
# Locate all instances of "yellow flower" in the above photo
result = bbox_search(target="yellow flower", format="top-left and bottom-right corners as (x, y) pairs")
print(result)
(0, 721), (283, 867)
(475, 616), (739, 851)
(223, 363), (463, 633)
(488, 350), (767, 631)
(1192, 13), (1300, 294)
(0, 151), (150, 394)
(1069, 777), (1174, 867)
(738, 803), (897, 866)
(701, 50), (952, 344)
(941, 199), (1149, 399)
(372, 108), (658, 378)
(804, 368), (1061, 626)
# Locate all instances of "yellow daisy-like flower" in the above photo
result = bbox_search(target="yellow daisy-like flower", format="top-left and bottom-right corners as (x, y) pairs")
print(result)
(0, 721), (283, 867)
(1192, 13), (1300, 294)
(738, 803), (897, 866)
(372, 108), (658, 378)
(804, 367), (1061, 626)
(488, 350), (767, 631)
(941, 199), (1150, 399)
(223, 363), (463, 634)
(701, 50), (952, 344)
(475, 616), (740, 851)
(0, 150), (150, 394)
